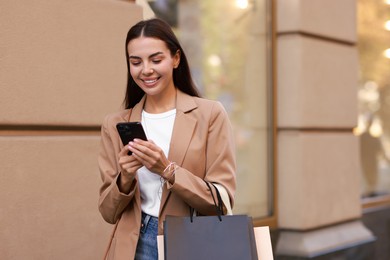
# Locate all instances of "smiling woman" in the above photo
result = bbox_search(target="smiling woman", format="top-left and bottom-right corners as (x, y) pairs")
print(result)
(98, 18), (237, 260)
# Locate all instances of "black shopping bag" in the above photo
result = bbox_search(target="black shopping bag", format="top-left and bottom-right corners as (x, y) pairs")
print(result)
(163, 182), (258, 260)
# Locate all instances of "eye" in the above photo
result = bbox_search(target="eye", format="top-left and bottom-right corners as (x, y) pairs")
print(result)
(152, 59), (162, 64)
(130, 60), (141, 66)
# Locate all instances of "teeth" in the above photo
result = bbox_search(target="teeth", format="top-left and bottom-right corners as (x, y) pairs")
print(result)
(144, 79), (157, 84)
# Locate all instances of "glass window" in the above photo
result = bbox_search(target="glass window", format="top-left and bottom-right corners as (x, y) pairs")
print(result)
(148, 0), (274, 218)
(356, 0), (390, 199)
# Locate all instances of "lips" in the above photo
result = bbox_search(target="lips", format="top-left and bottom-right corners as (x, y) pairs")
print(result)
(141, 77), (160, 87)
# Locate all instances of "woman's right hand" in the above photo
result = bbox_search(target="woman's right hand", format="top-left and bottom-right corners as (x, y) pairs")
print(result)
(117, 144), (143, 194)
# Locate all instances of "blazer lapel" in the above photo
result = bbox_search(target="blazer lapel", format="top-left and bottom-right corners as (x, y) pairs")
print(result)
(159, 90), (198, 214)
(130, 90), (197, 164)
(129, 96), (146, 122)
(168, 115), (196, 164)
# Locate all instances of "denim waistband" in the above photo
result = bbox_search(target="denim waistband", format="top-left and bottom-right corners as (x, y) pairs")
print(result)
(140, 212), (158, 234)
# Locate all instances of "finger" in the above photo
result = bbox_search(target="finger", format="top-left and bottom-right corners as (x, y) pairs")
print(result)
(132, 139), (162, 156)
(130, 149), (151, 166)
(121, 159), (143, 174)
(128, 141), (153, 159)
(144, 139), (155, 145)
(118, 144), (131, 157)
(119, 152), (142, 171)
(133, 138), (157, 150)
(122, 161), (142, 172)
(130, 143), (168, 173)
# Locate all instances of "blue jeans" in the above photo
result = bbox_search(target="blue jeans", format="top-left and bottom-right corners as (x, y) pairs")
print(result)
(135, 212), (158, 260)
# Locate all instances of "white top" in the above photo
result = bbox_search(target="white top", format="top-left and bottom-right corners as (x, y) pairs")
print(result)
(138, 109), (176, 217)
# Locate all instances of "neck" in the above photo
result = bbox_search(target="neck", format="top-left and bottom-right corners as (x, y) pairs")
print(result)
(144, 88), (176, 113)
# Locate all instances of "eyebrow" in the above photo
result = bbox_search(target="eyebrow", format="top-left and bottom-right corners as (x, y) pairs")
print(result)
(128, 51), (164, 59)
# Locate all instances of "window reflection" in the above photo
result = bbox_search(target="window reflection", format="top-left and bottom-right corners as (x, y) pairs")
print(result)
(148, 0), (273, 217)
(357, 0), (390, 198)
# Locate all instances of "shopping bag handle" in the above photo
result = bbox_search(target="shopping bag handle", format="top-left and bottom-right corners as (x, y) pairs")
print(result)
(213, 183), (233, 215)
(189, 181), (224, 222)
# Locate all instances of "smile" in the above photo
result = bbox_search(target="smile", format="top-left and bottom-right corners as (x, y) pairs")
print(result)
(141, 77), (160, 87)
(143, 79), (158, 84)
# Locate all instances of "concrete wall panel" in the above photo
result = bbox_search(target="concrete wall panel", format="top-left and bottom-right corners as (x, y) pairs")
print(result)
(277, 0), (356, 43)
(277, 35), (358, 128)
(0, 0), (142, 126)
(0, 136), (112, 260)
(278, 131), (362, 229)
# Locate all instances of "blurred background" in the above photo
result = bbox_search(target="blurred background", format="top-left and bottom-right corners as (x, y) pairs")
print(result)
(0, 0), (389, 259)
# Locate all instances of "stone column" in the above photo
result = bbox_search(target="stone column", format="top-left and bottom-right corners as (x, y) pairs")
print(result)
(275, 0), (375, 258)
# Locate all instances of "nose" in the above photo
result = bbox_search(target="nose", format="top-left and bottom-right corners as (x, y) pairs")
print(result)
(142, 63), (154, 75)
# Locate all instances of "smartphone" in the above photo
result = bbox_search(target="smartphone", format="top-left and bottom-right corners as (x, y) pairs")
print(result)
(116, 122), (147, 155)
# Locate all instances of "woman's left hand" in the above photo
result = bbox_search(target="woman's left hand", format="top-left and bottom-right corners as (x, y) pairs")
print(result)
(128, 139), (170, 176)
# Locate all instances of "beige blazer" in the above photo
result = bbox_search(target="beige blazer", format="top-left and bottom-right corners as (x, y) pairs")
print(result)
(98, 90), (236, 260)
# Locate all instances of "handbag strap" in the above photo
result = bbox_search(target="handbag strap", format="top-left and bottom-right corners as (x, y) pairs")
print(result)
(212, 183), (233, 215)
(209, 182), (224, 217)
(189, 181), (224, 222)
(206, 181), (223, 220)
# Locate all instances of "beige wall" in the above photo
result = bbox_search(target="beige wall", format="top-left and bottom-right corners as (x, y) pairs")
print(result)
(277, 0), (359, 229)
(0, 1), (142, 259)
(276, 0), (374, 256)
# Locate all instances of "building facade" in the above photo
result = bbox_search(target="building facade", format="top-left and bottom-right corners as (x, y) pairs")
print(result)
(1, 0), (389, 259)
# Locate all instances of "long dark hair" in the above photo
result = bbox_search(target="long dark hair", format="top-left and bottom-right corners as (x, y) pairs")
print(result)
(124, 18), (200, 109)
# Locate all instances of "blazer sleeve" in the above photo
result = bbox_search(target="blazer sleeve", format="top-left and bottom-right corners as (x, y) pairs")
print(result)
(98, 114), (137, 224)
(168, 101), (237, 215)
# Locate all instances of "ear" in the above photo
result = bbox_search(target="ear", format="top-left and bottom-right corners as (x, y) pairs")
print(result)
(173, 50), (181, 69)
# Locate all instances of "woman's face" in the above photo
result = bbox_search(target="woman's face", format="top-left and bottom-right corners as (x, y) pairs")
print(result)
(127, 36), (180, 98)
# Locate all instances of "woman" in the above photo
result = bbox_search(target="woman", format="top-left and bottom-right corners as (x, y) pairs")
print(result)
(98, 18), (236, 260)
